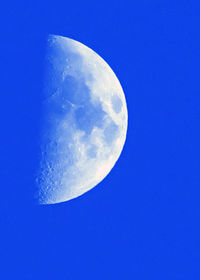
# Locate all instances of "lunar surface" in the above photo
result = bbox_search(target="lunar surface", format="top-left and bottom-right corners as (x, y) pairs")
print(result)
(37, 35), (128, 204)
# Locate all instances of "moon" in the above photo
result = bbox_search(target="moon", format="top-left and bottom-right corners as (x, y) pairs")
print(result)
(36, 35), (128, 204)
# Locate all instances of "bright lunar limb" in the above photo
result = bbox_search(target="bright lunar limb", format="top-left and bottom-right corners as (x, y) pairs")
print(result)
(37, 35), (128, 204)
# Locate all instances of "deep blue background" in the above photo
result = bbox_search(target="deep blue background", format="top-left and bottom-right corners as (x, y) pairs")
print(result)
(0, 0), (200, 279)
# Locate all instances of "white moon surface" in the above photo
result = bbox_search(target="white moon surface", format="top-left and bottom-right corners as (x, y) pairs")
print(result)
(37, 35), (128, 204)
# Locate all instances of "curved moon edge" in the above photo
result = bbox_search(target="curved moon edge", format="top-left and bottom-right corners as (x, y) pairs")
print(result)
(36, 35), (128, 204)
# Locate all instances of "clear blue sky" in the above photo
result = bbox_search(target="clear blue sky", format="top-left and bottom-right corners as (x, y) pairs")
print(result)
(0, 0), (200, 279)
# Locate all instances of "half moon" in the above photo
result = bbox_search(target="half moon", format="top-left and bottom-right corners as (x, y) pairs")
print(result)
(37, 35), (128, 204)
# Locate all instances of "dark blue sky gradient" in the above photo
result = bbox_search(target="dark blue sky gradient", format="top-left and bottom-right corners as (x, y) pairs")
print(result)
(0, 0), (200, 279)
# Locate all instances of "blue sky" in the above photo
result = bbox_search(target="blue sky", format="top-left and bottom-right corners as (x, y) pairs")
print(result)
(0, 0), (200, 279)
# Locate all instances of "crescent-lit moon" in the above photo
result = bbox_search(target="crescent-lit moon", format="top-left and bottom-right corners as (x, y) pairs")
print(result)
(37, 35), (128, 204)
